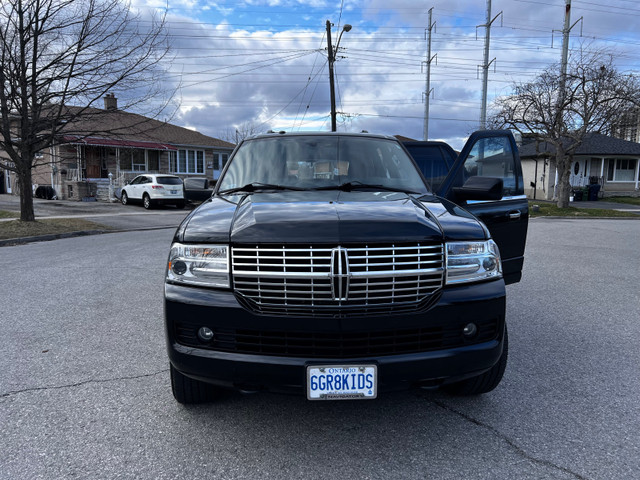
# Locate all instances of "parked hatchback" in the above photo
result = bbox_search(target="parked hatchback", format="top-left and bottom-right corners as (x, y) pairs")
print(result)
(121, 174), (185, 209)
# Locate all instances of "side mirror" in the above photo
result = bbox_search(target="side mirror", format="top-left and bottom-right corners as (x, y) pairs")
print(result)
(453, 176), (503, 201)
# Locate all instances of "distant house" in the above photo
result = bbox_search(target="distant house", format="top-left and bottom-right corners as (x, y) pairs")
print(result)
(1, 94), (235, 201)
(518, 133), (640, 200)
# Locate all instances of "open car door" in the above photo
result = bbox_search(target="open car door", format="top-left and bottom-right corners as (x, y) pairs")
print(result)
(437, 130), (529, 285)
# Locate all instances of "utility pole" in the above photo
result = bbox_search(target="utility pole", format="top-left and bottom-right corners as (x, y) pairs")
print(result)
(560, 0), (571, 82)
(326, 20), (337, 132)
(555, 1), (582, 91)
(478, 0), (502, 130)
(553, 1), (582, 118)
(326, 20), (352, 132)
(423, 8), (436, 141)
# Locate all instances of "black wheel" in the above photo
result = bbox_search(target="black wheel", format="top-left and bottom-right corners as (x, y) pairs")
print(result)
(176, 200), (185, 209)
(443, 326), (508, 395)
(121, 191), (129, 205)
(143, 193), (152, 209)
(170, 364), (220, 404)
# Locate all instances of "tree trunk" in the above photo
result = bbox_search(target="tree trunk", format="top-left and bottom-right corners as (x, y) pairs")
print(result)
(555, 149), (572, 208)
(18, 168), (35, 222)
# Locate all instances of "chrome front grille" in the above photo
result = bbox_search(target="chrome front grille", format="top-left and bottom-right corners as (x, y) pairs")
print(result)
(232, 244), (444, 316)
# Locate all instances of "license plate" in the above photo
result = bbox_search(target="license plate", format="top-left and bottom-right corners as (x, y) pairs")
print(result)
(307, 365), (377, 400)
(170, 190), (177, 194)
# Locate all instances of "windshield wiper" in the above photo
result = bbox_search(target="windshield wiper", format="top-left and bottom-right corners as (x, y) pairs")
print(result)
(312, 181), (421, 195)
(218, 182), (305, 195)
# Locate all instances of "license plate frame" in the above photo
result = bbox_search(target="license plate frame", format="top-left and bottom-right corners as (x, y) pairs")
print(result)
(307, 364), (377, 401)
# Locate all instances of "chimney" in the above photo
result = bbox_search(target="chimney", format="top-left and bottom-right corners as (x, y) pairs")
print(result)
(103, 93), (118, 111)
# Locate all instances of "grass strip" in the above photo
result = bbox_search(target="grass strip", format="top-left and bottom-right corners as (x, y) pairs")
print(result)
(529, 202), (638, 218)
(0, 210), (19, 219)
(0, 218), (111, 240)
(606, 196), (640, 206)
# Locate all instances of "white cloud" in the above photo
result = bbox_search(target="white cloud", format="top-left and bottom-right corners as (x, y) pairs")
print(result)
(129, 0), (640, 147)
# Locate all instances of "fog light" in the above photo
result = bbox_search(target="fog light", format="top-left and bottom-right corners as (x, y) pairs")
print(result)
(463, 323), (477, 337)
(172, 260), (187, 275)
(197, 327), (214, 342)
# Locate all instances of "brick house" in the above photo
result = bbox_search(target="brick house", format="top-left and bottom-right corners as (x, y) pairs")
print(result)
(2, 94), (235, 201)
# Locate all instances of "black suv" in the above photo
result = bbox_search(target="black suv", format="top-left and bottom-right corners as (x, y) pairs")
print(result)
(164, 131), (528, 403)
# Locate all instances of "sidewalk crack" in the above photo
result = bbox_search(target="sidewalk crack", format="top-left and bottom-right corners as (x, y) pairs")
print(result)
(0, 369), (168, 399)
(429, 398), (590, 480)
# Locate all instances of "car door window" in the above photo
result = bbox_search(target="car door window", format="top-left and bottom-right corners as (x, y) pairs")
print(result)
(461, 136), (521, 197)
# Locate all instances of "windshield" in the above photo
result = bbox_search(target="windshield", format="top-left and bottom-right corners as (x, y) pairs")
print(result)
(217, 136), (429, 194)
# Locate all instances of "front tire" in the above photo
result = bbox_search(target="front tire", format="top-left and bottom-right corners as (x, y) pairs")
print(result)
(443, 326), (508, 395)
(121, 191), (129, 205)
(170, 364), (221, 404)
(143, 193), (152, 209)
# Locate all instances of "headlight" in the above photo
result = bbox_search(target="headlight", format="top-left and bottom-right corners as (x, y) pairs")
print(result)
(167, 243), (230, 288)
(445, 240), (502, 285)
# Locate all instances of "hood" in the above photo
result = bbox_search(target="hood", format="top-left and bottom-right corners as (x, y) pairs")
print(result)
(177, 191), (487, 244)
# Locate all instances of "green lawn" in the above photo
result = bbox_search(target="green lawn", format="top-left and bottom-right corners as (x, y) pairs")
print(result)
(606, 196), (640, 206)
(0, 218), (110, 241)
(0, 210), (19, 219)
(529, 202), (638, 218)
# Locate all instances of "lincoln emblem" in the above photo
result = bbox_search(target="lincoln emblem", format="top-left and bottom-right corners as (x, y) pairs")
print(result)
(330, 247), (350, 301)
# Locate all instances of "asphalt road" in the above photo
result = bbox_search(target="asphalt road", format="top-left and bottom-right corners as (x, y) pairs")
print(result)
(0, 194), (191, 232)
(1, 219), (639, 479)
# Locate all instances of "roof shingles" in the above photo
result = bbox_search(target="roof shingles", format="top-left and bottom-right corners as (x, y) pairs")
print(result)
(61, 107), (235, 149)
(519, 133), (640, 158)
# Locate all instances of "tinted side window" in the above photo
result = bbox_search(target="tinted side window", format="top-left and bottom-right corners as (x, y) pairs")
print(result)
(404, 144), (451, 192)
(157, 177), (183, 185)
(461, 136), (521, 196)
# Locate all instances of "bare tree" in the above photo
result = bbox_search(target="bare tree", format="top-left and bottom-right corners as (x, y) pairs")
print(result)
(490, 49), (640, 207)
(0, 0), (172, 221)
(217, 121), (261, 144)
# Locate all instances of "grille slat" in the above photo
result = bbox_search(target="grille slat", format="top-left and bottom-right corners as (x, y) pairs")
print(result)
(232, 243), (444, 317)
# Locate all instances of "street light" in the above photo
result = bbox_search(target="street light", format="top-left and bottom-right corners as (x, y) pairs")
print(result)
(326, 21), (352, 132)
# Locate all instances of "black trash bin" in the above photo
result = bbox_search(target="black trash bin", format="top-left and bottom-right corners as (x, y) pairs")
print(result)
(572, 189), (583, 201)
(588, 184), (601, 201)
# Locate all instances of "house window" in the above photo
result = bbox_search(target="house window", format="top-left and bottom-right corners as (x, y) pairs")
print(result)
(120, 151), (132, 171)
(212, 152), (229, 171)
(132, 150), (146, 171)
(119, 149), (157, 172)
(148, 151), (159, 171)
(612, 158), (637, 182)
(174, 149), (205, 174)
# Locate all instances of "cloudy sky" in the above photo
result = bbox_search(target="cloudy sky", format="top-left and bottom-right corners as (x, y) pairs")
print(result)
(131, 0), (640, 149)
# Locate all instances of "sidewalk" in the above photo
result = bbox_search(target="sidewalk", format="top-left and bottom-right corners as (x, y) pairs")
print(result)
(0, 193), (129, 218)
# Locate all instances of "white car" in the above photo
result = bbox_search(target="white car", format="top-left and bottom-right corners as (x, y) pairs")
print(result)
(121, 174), (185, 209)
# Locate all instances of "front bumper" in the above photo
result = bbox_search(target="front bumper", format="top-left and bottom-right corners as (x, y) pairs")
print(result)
(164, 280), (506, 395)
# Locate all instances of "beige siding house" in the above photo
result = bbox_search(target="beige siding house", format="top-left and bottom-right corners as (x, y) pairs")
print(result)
(519, 133), (640, 200)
